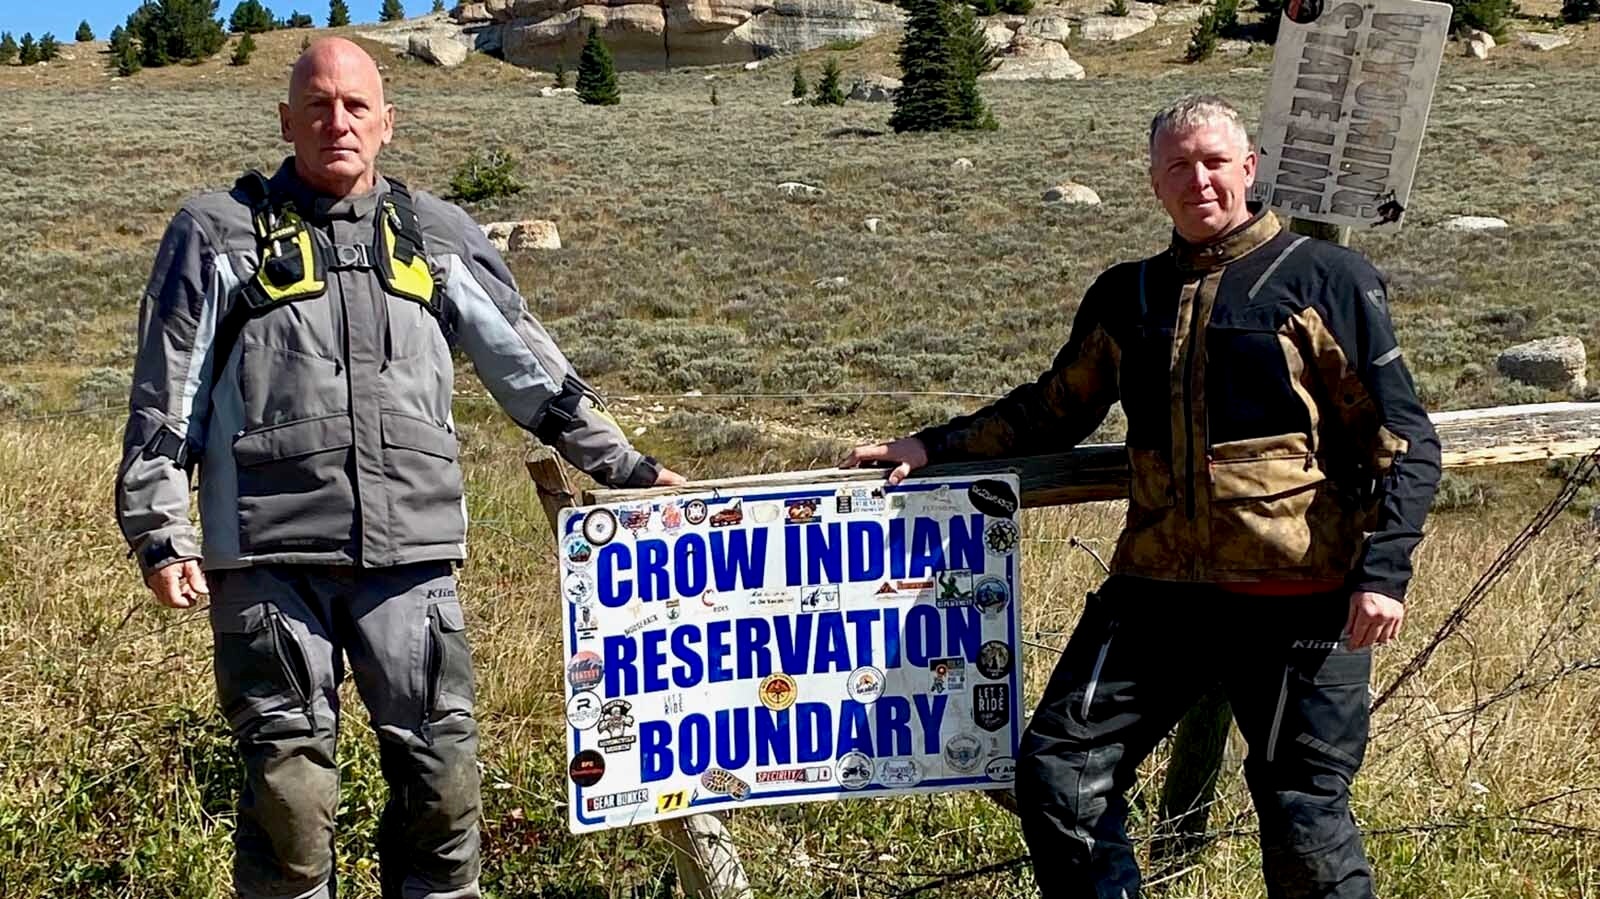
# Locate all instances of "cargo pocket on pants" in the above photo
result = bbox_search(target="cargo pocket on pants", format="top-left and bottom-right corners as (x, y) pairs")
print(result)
(1275, 645), (1370, 777)
(212, 602), (316, 737)
(424, 600), (476, 728)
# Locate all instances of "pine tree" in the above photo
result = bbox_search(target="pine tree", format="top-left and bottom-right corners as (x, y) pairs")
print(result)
(230, 0), (276, 33)
(380, 0), (406, 21)
(790, 66), (807, 99)
(128, 0), (229, 67)
(18, 33), (38, 66)
(0, 33), (16, 64)
(109, 26), (142, 75)
(328, 0), (351, 26)
(1256, 0), (1285, 41)
(232, 31), (256, 63)
(553, 58), (567, 86)
(1562, 0), (1598, 21)
(889, 0), (957, 132)
(76, 21), (96, 42)
(1108, 0), (1129, 15)
(1185, 1), (1222, 61)
(812, 57), (845, 106)
(38, 33), (60, 61)
(948, 3), (996, 129)
(576, 25), (619, 105)
(286, 10), (314, 26)
(432, 0), (446, 11)
(1449, 0), (1511, 36)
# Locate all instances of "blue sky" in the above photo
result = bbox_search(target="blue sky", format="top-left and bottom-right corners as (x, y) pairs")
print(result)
(1, 0), (406, 40)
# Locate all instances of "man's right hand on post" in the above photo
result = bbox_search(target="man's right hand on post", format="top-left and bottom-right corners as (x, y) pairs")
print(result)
(838, 437), (930, 486)
(146, 559), (210, 609)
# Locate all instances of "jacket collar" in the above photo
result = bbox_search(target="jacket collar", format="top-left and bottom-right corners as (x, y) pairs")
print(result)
(1168, 204), (1280, 271)
(269, 157), (389, 221)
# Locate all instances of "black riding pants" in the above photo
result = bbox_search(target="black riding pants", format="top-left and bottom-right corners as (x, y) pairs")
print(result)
(1015, 576), (1375, 899)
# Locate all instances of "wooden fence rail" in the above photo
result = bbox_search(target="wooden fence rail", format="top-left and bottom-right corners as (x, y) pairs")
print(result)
(545, 401), (1600, 897)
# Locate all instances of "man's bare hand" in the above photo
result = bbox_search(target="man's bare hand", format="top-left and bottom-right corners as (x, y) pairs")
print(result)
(146, 559), (210, 610)
(654, 466), (688, 487)
(1345, 590), (1404, 649)
(838, 437), (929, 487)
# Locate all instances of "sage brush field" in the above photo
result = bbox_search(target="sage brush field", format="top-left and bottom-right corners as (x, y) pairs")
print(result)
(1, 23), (1598, 898)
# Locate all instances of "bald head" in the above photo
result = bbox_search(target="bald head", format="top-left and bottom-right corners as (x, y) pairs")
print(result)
(279, 38), (395, 198)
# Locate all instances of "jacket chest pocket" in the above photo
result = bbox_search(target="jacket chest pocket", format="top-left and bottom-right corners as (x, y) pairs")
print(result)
(1118, 325), (1176, 446)
(386, 294), (444, 363)
(236, 299), (349, 429)
(1206, 434), (1353, 572)
(1204, 324), (1310, 446)
(381, 411), (466, 549)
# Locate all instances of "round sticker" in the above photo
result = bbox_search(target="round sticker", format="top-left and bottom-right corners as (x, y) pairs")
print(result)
(985, 756), (1017, 782)
(568, 651), (604, 691)
(968, 479), (1018, 518)
(977, 640), (1013, 680)
(563, 571), (595, 607)
(837, 751), (873, 789)
(975, 576), (1010, 617)
(569, 749), (606, 786)
(877, 757), (923, 788)
(684, 499), (709, 525)
(582, 508), (618, 546)
(1286, 0), (1323, 23)
(564, 533), (595, 566)
(848, 665), (886, 704)
(660, 502), (684, 531)
(759, 673), (798, 711)
(944, 733), (984, 773)
(984, 519), (1020, 555)
(566, 690), (603, 730)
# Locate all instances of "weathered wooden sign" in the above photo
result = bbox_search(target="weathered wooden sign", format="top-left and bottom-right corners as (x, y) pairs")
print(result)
(1252, 0), (1451, 231)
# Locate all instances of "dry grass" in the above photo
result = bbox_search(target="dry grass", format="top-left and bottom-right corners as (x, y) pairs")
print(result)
(2, 12), (1600, 899)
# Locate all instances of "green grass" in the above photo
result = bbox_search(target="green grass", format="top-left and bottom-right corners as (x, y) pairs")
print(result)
(2, 17), (1600, 899)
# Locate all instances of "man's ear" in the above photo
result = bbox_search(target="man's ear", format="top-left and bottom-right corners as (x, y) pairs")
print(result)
(278, 102), (292, 143)
(381, 102), (395, 147)
(1242, 149), (1258, 190)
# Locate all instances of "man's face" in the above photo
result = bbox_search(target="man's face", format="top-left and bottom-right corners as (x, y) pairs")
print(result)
(1150, 121), (1257, 244)
(279, 43), (394, 196)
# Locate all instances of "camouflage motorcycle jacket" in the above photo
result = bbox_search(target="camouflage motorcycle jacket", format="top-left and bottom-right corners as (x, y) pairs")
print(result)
(915, 208), (1441, 600)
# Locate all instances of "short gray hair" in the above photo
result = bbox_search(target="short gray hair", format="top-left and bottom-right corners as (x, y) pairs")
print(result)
(1148, 95), (1252, 158)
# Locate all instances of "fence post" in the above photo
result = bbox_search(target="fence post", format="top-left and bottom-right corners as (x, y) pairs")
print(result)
(524, 445), (753, 899)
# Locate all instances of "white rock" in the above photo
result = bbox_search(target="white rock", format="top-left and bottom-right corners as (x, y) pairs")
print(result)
(782, 96), (807, 106)
(1078, 14), (1152, 41)
(408, 33), (470, 66)
(847, 73), (901, 102)
(1218, 38), (1253, 54)
(863, 217), (884, 233)
(480, 220), (561, 251)
(538, 85), (577, 96)
(778, 181), (824, 197)
(1441, 215), (1508, 232)
(984, 22), (1018, 52)
(1229, 66), (1263, 73)
(743, 60), (761, 70)
(1446, 83), (1467, 92)
(952, 157), (974, 173)
(1465, 29), (1493, 59)
(1018, 12), (1071, 44)
(1517, 31), (1572, 51)
(1158, 3), (1206, 24)
(812, 275), (850, 289)
(1043, 182), (1101, 205)
(982, 34), (1085, 80)
(1497, 336), (1588, 393)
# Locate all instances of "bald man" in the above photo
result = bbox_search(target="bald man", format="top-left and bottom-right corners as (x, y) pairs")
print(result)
(117, 39), (682, 899)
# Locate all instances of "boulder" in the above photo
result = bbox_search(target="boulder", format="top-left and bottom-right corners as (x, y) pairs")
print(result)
(863, 217), (884, 233)
(1463, 28), (1494, 58)
(1496, 336), (1588, 393)
(409, 33), (471, 65)
(454, 2), (493, 21)
(1442, 215), (1508, 232)
(480, 220), (561, 252)
(984, 21), (1018, 52)
(778, 181), (824, 197)
(1078, 13), (1151, 41)
(847, 73), (901, 101)
(1158, 3), (1206, 24)
(1517, 31), (1572, 51)
(812, 275), (850, 289)
(1043, 182), (1101, 205)
(982, 33), (1086, 80)
(952, 157), (974, 173)
(538, 85), (578, 96)
(1018, 12), (1071, 44)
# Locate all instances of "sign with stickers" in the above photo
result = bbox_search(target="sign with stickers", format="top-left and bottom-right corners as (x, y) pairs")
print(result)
(556, 476), (1025, 833)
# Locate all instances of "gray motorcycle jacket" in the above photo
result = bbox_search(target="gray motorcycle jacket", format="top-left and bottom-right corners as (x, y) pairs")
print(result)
(117, 159), (659, 576)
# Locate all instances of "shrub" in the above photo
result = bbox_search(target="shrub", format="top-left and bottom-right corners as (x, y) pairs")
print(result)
(231, 31), (255, 63)
(18, 32), (38, 65)
(1256, 0), (1285, 40)
(77, 368), (130, 411)
(379, 0), (406, 21)
(285, 10), (314, 26)
(1185, 0), (1224, 61)
(328, 0), (350, 26)
(553, 58), (567, 86)
(230, 0), (276, 32)
(127, 0), (229, 67)
(432, 0), (446, 11)
(576, 25), (619, 106)
(38, 33), (60, 61)
(448, 148), (526, 203)
(0, 33), (15, 64)
(76, 21), (96, 42)
(109, 26), (142, 75)
(791, 66), (807, 99)
(813, 57), (845, 106)
(1433, 472), (1495, 512)
(1561, 0), (1598, 20)
(1450, 0), (1512, 36)
(1109, 0), (1130, 15)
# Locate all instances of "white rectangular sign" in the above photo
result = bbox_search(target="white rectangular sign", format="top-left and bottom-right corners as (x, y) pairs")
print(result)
(1252, 0), (1451, 231)
(556, 476), (1025, 834)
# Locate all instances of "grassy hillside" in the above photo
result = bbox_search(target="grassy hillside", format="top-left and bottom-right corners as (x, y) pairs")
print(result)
(1, 17), (1599, 899)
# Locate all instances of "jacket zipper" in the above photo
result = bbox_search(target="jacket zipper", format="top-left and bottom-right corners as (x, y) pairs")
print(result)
(270, 609), (315, 727)
(1181, 279), (1206, 522)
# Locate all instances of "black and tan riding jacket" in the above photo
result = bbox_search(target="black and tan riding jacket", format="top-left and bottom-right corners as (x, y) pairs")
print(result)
(117, 159), (659, 577)
(915, 208), (1441, 600)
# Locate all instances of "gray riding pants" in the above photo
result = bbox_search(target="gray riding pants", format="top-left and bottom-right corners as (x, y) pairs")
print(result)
(209, 562), (481, 899)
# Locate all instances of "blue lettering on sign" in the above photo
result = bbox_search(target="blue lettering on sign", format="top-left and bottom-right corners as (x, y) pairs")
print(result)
(948, 514), (986, 574)
(806, 522), (844, 585)
(706, 620), (734, 683)
(846, 521), (885, 582)
(782, 513), (989, 586)
(638, 539), (670, 600)
(712, 529), (767, 592)
(597, 543), (633, 608)
(811, 613), (851, 673)
(599, 530), (770, 608)
(638, 695), (952, 782)
(734, 618), (773, 680)
(674, 533), (708, 597)
(671, 626), (704, 688)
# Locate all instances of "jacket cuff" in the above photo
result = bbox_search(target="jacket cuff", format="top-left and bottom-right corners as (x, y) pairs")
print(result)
(910, 426), (950, 464)
(1350, 577), (1407, 604)
(622, 454), (661, 488)
(132, 528), (202, 579)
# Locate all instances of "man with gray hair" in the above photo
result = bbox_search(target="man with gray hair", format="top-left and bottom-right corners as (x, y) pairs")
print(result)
(843, 94), (1439, 896)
